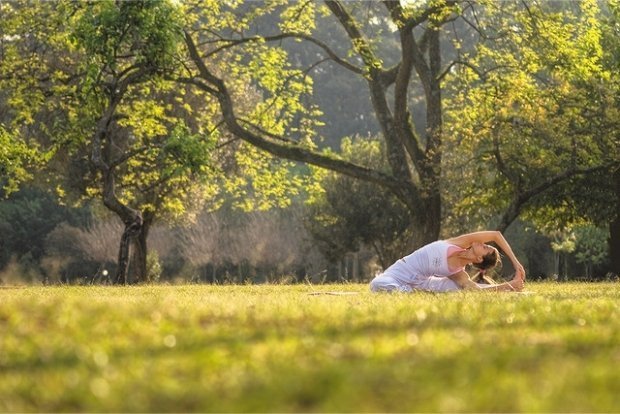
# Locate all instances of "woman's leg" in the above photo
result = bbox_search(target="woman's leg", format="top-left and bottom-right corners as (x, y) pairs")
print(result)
(370, 274), (413, 293)
(416, 276), (461, 292)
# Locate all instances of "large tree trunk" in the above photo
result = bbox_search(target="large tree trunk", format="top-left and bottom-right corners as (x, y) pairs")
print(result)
(418, 28), (443, 248)
(409, 200), (440, 249)
(129, 212), (153, 283)
(115, 213), (143, 284)
(90, 69), (151, 285)
(96, 155), (143, 285)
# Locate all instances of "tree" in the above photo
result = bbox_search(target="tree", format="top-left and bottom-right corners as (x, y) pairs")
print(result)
(179, 0), (618, 256)
(1, 0), (220, 283)
(65, 0), (225, 283)
(601, 0), (620, 275)
(574, 224), (609, 279)
(4, 0), (616, 282)
(549, 229), (576, 280)
(2, 0), (316, 284)
(444, 0), (618, 241)
(178, 0), (476, 251)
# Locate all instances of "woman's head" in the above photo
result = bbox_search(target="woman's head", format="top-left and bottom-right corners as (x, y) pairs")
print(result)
(470, 244), (501, 284)
(471, 243), (501, 271)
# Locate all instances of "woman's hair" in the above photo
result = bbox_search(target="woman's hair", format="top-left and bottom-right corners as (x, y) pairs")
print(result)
(471, 247), (501, 284)
(476, 248), (501, 271)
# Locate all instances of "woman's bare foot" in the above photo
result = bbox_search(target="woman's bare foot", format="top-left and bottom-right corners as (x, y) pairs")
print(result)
(508, 276), (524, 292)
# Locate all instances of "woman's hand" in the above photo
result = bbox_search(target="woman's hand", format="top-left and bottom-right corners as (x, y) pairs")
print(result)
(514, 263), (526, 281)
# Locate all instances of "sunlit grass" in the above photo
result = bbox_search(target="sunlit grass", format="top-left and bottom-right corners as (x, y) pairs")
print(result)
(1, 282), (619, 412)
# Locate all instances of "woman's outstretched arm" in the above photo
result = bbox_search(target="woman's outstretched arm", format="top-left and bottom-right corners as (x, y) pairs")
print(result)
(448, 271), (525, 292)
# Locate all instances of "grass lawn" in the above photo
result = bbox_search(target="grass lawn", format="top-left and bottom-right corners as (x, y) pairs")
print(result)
(1, 282), (619, 412)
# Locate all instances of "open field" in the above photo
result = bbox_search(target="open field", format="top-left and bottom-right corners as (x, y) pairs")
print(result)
(1, 282), (619, 412)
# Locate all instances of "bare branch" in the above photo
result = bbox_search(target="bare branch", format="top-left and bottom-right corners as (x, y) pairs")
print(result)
(174, 76), (218, 95)
(203, 32), (364, 75)
(215, 136), (242, 150)
(492, 130), (519, 186)
(459, 2), (509, 42)
(437, 60), (514, 82)
(110, 145), (150, 169)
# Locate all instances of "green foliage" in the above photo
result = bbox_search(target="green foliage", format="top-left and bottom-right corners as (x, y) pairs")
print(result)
(533, 221), (609, 279)
(0, 2), (62, 195)
(0, 187), (89, 270)
(0, 126), (41, 195)
(186, 1), (322, 142)
(444, 0), (617, 230)
(573, 224), (609, 268)
(37, 1), (222, 224)
(1, 283), (620, 412)
(163, 124), (215, 175)
(70, 0), (182, 77)
(68, 0), (317, 218)
(178, 1), (328, 211)
(305, 137), (411, 266)
(0, 1), (67, 127)
(549, 229), (577, 255)
(601, 0), (620, 70)
(1, 0), (322, 284)
(2, 0), (617, 282)
(145, 251), (162, 283)
(222, 144), (308, 212)
(112, 114), (221, 222)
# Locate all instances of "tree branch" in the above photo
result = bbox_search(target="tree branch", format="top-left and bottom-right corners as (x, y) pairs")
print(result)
(382, 0), (426, 173)
(496, 162), (620, 232)
(204, 32), (364, 75)
(183, 29), (417, 206)
(438, 59), (515, 83)
(175, 76), (218, 95)
(383, 1), (415, 123)
(90, 65), (152, 225)
(385, 0), (456, 31)
(324, 0), (381, 75)
(110, 145), (150, 169)
(237, 118), (297, 145)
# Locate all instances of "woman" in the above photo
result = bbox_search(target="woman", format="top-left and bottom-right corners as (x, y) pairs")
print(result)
(370, 231), (526, 293)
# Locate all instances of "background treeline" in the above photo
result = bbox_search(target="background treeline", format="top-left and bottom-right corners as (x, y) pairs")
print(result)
(0, 183), (612, 284)
(0, 184), (613, 284)
(0, 0), (618, 284)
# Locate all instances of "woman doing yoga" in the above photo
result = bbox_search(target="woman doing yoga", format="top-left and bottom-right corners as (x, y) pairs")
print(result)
(370, 231), (526, 293)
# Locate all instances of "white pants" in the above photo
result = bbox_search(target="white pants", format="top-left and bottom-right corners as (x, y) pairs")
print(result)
(370, 274), (460, 293)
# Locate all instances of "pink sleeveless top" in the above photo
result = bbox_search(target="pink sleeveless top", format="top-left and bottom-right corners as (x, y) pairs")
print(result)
(382, 240), (465, 284)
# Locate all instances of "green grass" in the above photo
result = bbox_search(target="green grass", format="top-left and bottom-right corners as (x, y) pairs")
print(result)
(1, 282), (619, 412)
